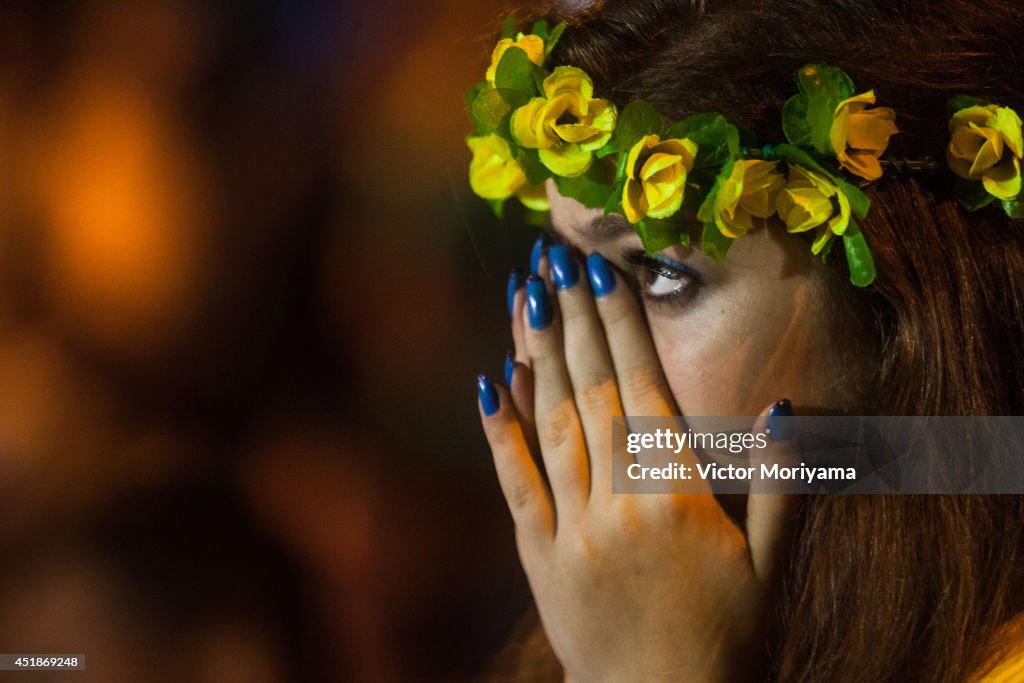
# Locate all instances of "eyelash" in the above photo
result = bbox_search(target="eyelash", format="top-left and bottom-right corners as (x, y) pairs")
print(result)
(622, 248), (704, 308)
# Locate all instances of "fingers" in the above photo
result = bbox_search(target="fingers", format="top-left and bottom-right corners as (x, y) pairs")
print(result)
(586, 253), (677, 417)
(549, 244), (622, 493)
(522, 274), (591, 514)
(508, 269), (528, 370)
(505, 351), (539, 458)
(478, 374), (554, 539)
(746, 400), (799, 580)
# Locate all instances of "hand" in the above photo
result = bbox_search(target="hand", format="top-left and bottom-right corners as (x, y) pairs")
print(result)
(478, 246), (799, 683)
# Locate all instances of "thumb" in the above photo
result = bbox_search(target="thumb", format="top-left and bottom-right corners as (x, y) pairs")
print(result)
(746, 399), (800, 581)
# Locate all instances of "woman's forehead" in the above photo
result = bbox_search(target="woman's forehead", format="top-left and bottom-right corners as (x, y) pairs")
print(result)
(546, 180), (634, 247)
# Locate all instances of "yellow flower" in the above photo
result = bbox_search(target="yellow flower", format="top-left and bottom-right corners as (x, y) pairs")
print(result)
(485, 33), (545, 85)
(830, 90), (898, 181)
(947, 104), (1024, 200)
(515, 181), (550, 211)
(510, 66), (617, 177)
(621, 135), (698, 223)
(467, 134), (526, 200)
(713, 160), (785, 238)
(776, 166), (851, 255)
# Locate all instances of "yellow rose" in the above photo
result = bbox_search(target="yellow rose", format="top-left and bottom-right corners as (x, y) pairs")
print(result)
(776, 166), (851, 255)
(947, 104), (1024, 200)
(485, 33), (545, 85)
(713, 160), (785, 238)
(621, 135), (698, 223)
(510, 66), (617, 177)
(467, 134), (526, 200)
(830, 90), (898, 181)
(516, 181), (550, 211)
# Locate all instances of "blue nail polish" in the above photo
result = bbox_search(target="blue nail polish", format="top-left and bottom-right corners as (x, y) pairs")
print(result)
(549, 244), (579, 289)
(526, 275), (553, 330)
(529, 234), (549, 275)
(504, 351), (515, 386)
(477, 374), (500, 416)
(507, 269), (525, 317)
(768, 399), (795, 442)
(587, 252), (617, 297)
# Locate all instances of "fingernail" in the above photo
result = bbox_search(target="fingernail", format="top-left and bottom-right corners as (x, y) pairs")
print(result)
(529, 233), (549, 275)
(768, 399), (795, 442)
(477, 374), (500, 416)
(587, 252), (617, 297)
(526, 275), (552, 330)
(507, 268), (525, 317)
(504, 351), (515, 386)
(549, 244), (579, 289)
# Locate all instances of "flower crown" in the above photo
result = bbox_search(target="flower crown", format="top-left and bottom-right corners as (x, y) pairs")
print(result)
(464, 17), (1024, 287)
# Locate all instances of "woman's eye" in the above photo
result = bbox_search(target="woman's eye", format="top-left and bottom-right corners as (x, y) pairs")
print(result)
(645, 263), (692, 297)
(622, 249), (703, 306)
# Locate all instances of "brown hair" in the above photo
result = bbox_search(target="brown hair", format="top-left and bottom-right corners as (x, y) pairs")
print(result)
(488, 1), (1024, 680)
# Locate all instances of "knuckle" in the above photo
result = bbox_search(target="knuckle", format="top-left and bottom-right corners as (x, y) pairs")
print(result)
(649, 494), (691, 521)
(562, 532), (599, 569)
(507, 479), (535, 511)
(574, 377), (616, 412)
(539, 403), (577, 451)
(619, 365), (661, 396)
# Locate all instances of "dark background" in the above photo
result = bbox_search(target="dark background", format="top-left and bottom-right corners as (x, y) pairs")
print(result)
(0, 1), (544, 680)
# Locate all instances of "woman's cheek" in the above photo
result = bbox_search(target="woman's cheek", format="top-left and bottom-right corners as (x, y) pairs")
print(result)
(647, 313), (756, 417)
(648, 282), (841, 418)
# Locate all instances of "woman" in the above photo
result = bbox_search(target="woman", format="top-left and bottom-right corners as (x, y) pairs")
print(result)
(471, 0), (1024, 680)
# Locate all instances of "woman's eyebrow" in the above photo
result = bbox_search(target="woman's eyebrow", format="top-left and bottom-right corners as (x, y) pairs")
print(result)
(579, 213), (633, 240)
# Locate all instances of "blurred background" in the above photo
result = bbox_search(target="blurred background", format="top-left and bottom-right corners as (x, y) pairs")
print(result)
(0, 0), (548, 680)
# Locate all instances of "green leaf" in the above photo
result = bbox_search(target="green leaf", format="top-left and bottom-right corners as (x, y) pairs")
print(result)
(530, 20), (549, 41)
(546, 22), (567, 56)
(697, 158), (735, 225)
(493, 114), (518, 155)
(524, 207), (549, 227)
(636, 218), (685, 254)
(782, 95), (812, 146)
(1002, 198), (1024, 218)
(953, 177), (997, 211)
(470, 89), (512, 133)
(776, 144), (831, 176)
(834, 177), (871, 220)
(494, 47), (537, 100)
(666, 114), (738, 170)
(807, 94), (837, 155)
(700, 221), (734, 263)
(612, 100), (665, 155)
(842, 222), (876, 287)
(947, 95), (989, 119)
(518, 148), (551, 186)
(681, 174), (712, 215)
(665, 113), (723, 142)
(595, 142), (618, 159)
(500, 15), (518, 40)
(786, 65), (854, 155)
(796, 64), (855, 102)
(465, 81), (487, 108)
(612, 147), (632, 186)
(603, 180), (624, 217)
(554, 162), (612, 209)
(818, 234), (836, 262)
(531, 66), (550, 95)
(488, 198), (506, 219)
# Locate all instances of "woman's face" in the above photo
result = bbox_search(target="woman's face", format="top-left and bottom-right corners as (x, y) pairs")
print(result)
(547, 184), (855, 417)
